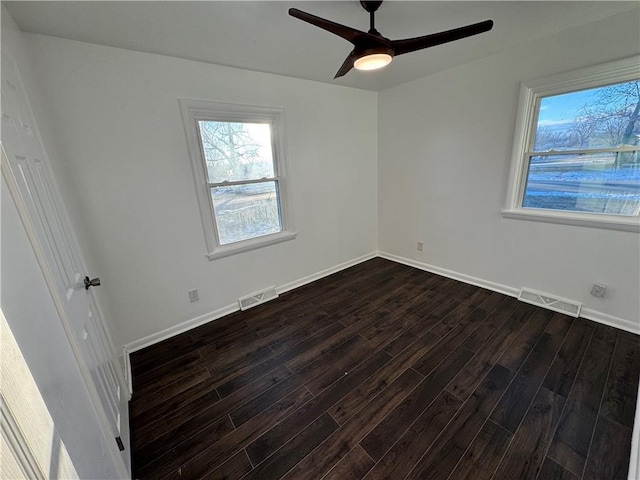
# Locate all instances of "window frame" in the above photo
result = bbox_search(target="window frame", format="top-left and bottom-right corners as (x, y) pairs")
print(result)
(179, 99), (296, 260)
(502, 56), (640, 232)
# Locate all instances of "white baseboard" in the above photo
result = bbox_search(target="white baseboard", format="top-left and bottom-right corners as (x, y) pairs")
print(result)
(377, 251), (639, 335)
(122, 347), (133, 400)
(124, 303), (239, 355)
(581, 308), (640, 336)
(377, 251), (520, 298)
(630, 382), (640, 480)
(277, 252), (378, 294)
(123, 251), (378, 358)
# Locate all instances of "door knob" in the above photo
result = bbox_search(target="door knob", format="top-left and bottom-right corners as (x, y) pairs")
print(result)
(84, 276), (101, 290)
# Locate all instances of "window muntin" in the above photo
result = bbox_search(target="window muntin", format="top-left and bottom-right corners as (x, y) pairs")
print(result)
(198, 121), (275, 183)
(503, 57), (640, 231)
(180, 100), (295, 259)
(210, 181), (282, 245)
(197, 121), (283, 245)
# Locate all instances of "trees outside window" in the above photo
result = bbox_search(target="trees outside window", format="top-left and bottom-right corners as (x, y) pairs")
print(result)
(504, 57), (640, 231)
(180, 100), (295, 259)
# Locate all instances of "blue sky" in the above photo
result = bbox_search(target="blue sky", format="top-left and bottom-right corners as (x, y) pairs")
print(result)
(537, 89), (594, 128)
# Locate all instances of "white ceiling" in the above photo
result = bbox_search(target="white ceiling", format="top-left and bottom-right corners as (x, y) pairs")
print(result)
(5, 1), (639, 91)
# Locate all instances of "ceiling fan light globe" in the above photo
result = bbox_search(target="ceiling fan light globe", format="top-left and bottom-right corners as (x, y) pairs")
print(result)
(354, 53), (392, 71)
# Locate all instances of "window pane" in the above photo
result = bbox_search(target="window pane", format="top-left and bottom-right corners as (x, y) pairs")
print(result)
(211, 181), (282, 245)
(198, 121), (275, 183)
(533, 80), (640, 151)
(523, 153), (640, 215)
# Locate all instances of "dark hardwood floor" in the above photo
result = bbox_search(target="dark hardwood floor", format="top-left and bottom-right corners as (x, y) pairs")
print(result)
(129, 258), (639, 480)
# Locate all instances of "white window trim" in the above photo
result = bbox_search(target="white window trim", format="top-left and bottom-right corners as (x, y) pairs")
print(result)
(179, 99), (296, 260)
(502, 56), (640, 233)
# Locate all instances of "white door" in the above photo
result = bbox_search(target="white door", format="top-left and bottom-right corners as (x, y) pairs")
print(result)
(1, 55), (127, 468)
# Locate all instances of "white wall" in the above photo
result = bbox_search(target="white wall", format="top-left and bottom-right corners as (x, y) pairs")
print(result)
(378, 10), (640, 330)
(22, 35), (378, 345)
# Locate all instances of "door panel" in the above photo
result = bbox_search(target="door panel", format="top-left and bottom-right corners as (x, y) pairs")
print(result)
(1, 54), (125, 461)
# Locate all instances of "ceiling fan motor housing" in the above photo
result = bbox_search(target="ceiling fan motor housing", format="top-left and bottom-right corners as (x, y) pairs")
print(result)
(354, 44), (394, 60)
(360, 1), (383, 13)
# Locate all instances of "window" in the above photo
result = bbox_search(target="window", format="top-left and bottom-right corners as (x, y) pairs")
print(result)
(503, 57), (640, 231)
(180, 100), (295, 259)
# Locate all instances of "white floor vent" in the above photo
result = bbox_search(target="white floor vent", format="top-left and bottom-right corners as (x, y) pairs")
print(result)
(518, 288), (582, 317)
(238, 286), (279, 311)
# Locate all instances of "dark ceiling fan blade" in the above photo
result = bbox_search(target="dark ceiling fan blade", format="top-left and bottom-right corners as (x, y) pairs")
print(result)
(334, 53), (356, 79)
(289, 8), (365, 43)
(391, 20), (493, 56)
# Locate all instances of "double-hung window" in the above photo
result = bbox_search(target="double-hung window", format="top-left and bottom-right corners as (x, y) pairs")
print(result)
(180, 100), (295, 259)
(503, 56), (640, 231)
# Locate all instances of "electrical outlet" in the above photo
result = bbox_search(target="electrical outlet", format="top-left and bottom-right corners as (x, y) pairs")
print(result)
(188, 289), (199, 303)
(417, 241), (424, 252)
(590, 283), (607, 298)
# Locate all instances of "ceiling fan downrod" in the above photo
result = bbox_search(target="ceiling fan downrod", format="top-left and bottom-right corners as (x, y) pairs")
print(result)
(361, 1), (383, 35)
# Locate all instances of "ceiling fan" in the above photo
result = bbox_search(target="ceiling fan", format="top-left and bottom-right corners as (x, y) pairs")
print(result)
(289, 1), (493, 78)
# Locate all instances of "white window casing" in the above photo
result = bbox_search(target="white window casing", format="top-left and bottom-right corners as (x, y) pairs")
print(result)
(179, 99), (296, 259)
(502, 56), (640, 232)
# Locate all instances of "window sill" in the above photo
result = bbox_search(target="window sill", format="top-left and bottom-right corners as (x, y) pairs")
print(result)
(206, 231), (297, 260)
(501, 208), (639, 232)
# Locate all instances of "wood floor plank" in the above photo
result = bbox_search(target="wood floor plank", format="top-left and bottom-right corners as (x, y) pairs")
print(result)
(267, 311), (336, 355)
(133, 350), (202, 392)
(133, 365), (291, 454)
(381, 293), (463, 358)
(537, 458), (580, 480)
(128, 259), (640, 480)
(546, 324), (617, 476)
(304, 337), (377, 395)
(135, 415), (234, 478)
(461, 296), (519, 352)
(328, 331), (441, 425)
(200, 450), (252, 480)
(280, 369), (423, 480)
(133, 406), (230, 467)
(130, 371), (217, 434)
(497, 308), (554, 372)
(130, 332), (196, 374)
(448, 302), (534, 401)
(412, 308), (491, 377)
(588, 322), (618, 353)
(360, 346), (473, 461)
(599, 334), (640, 428)
(229, 334), (368, 427)
(323, 445), (375, 480)
(490, 314), (572, 433)
(447, 419), (513, 480)
(404, 364), (514, 480)
(211, 321), (344, 394)
(240, 413), (339, 480)
(582, 415), (632, 480)
(166, 387), (313, 480)
(130, 368), (211, 420)
(493, 387), (565, 480)
(245, 350), (391, 465)
(543, 319), (595, 398)
(428, 288), (492, 337)
(362, 390), (463, 480)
